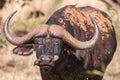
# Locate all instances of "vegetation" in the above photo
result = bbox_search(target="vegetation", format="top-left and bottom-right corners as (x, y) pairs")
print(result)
(0, 0), (120, 80)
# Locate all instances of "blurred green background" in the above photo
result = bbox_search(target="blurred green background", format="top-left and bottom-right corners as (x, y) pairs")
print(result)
(0, 0), (120, 80)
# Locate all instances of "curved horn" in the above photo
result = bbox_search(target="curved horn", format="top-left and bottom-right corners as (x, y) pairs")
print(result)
(3, 11), (48, 45)
(49, 16), (99, 49)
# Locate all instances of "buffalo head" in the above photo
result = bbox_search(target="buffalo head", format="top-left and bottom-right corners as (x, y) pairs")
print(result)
(3, 11), (99, 68)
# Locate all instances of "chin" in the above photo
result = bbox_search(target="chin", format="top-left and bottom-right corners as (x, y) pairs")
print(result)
(39, 63), (55, 69)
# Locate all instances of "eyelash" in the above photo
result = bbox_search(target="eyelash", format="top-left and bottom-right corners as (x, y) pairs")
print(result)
(55, 42), (60, 45)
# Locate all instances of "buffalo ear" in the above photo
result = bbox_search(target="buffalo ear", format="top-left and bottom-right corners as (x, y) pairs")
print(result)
(13, 44), (34, 56)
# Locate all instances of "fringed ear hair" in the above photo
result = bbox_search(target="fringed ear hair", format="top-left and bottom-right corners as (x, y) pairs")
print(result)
(13, 44), (34, 56)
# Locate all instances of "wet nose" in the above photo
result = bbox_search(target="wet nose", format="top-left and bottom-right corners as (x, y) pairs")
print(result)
(40, 55), (53, 64)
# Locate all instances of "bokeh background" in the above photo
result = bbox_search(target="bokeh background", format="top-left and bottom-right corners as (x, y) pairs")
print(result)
(0, 0), (120, 80)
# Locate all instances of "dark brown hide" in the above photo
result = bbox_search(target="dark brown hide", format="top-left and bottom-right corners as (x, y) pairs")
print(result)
(43, 5), (117, 80)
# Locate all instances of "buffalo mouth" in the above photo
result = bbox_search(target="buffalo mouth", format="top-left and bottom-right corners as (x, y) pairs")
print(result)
(34, 55), (59, 68)
(34, 59), (54, 68)
(39, 64), (54, 68)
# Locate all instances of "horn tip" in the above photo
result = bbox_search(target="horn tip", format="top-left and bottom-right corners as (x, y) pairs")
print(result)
(13, 10), (18, 14)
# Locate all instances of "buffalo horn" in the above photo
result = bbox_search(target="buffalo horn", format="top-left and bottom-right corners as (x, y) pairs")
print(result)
(49, 16), (99, 49)
(3, 11), (48, 45)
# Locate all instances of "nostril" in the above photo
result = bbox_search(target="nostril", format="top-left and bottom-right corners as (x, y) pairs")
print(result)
(40, 55), (53, 63)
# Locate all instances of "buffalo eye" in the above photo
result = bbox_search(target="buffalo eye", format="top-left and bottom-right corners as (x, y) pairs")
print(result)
(53, 39), (62, 46)
(55, 42), (59, 45)
(34, 37), (43, 44)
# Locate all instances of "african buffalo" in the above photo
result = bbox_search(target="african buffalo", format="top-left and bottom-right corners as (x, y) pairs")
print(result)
(3, 5), (117, 80)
